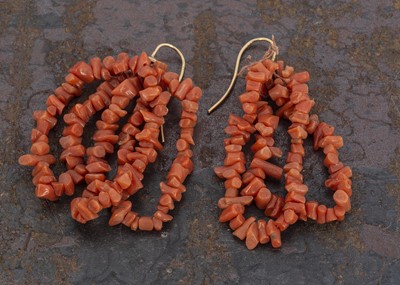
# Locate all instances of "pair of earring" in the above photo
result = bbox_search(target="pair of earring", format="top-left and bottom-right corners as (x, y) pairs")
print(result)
(19, 37), (352, 249)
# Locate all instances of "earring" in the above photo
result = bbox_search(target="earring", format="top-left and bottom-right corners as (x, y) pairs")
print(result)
(209, 37), (352, 250)
(19, 43), (202, 231)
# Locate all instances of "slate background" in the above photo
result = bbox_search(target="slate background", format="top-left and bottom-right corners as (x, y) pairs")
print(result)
(1, 0), (400, 284)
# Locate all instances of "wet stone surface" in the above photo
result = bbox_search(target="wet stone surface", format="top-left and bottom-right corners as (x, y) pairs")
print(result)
(1, 0), (400, 284)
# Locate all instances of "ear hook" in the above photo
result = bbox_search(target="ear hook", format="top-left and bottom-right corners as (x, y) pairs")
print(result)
(150, 43), (186, 143)
(207, 36), (279, 114)
(150, 43), (186, 81)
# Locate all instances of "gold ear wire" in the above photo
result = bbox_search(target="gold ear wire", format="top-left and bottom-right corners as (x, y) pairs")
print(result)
(150, 43), (186, 81)
(150, 43), (186, 143)
(207, 36), (278, 114)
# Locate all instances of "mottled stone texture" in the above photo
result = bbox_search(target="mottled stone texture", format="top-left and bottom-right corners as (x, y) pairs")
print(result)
(0, 0), (399, 284)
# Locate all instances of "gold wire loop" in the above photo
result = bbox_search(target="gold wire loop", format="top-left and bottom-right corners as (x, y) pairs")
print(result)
(150, 43), (186, 81)
(150, 43), (186, 143)
(207, 37), (278, 114)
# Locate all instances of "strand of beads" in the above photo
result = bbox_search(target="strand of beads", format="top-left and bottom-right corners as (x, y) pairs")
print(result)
(19, 51), (202, 232)
(215, 59), (352, 249)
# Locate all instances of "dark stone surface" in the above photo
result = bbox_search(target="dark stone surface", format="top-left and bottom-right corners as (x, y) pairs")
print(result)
(1, 0), (400, 284)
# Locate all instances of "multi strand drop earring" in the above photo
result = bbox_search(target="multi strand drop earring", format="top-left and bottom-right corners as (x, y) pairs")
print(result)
(19, 43), (202, 231)
(209, 37), (352, 249)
